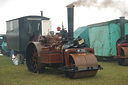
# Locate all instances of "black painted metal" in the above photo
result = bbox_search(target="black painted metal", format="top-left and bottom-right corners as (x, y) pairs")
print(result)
(120, 17), (125, 38)
(67, 5), (74, 40)
(58, 65), (103, 72)
(40, 11), (43, 16)
(6, 16), (50, 52)
(126, 35), (128, 42)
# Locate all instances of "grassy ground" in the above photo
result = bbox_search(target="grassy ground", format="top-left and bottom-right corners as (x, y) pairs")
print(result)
(0, 56), (128, 85)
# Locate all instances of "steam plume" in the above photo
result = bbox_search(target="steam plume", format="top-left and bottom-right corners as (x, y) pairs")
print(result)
(0, 0), (9, 6)
(71, 0), (128, 16)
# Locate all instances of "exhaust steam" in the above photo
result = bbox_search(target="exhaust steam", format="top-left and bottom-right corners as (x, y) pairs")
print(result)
(71, 0), (128, 16)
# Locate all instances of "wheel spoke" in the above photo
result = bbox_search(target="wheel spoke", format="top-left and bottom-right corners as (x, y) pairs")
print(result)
(26, 43), (45, 73)
(27, 46), (38, 72)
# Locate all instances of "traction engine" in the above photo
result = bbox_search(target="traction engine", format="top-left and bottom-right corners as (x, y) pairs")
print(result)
(26, 4), (102, 78)
(116, 17), (128, 65)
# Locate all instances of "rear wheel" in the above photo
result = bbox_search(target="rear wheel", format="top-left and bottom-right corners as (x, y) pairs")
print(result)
(26, 43), (45, 73)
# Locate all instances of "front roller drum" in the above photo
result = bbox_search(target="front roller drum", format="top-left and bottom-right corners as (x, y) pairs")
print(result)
(118, 47), (128, 66)
(65, 70), (97, 79)
(65, 53), (99, 78)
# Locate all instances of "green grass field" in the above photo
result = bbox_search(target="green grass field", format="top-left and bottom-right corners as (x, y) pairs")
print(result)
(0, 56), (128, 85)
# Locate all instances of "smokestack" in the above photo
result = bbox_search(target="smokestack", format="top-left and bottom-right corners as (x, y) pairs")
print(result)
(120, 16), (125, 38)
(40, 10), (43, 16)
(67, 4), (74, 40)
(126, 35), (128, 42)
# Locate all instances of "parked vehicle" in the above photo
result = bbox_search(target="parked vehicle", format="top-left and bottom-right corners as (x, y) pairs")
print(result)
(74, 17), (128, 65)
(6, 4), (102, 78)
(6, 15), (51, 63)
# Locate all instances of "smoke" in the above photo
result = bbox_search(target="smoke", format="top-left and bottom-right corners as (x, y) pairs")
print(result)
(72, 0), (98, 7)
(72, 0), (128, 16)
(0, 0), (9, 6)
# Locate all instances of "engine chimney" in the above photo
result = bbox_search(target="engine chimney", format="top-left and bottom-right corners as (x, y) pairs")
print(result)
(120, 16), (125, 38)
(67, 4), (74, 40)
(40, 10), (43, 16)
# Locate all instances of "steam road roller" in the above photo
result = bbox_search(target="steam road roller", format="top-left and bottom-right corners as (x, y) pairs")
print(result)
(116, 17), (128, 66)
(26, 4), (103, 78)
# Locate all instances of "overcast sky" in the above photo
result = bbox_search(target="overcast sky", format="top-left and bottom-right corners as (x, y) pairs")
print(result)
(0, 0), (128, 34)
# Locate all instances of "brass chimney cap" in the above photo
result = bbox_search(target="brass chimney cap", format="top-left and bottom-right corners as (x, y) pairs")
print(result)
(67, 4), (74, 8)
